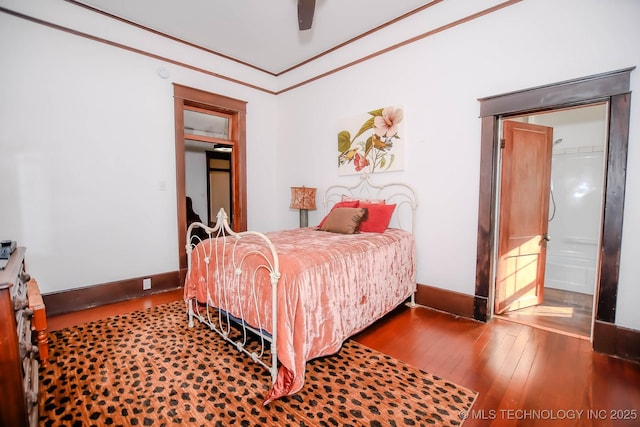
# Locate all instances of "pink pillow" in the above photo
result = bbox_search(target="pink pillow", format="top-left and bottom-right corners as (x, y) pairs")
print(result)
(317, 200), (359, 228)
(359, 203), (396, 233)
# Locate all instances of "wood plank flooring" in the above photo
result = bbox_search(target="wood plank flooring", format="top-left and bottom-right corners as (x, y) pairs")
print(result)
(497, 288), (594, 339)
(47, 288), (640, 427)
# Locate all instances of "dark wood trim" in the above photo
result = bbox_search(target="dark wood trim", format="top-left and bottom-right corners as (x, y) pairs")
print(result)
(0, 6), (276, 95)
(173, 84), (248, 113)
(617, 325), (640, 362)
(474, 68), (635, 360)
(235, 110), (247, 232)
(478, 67), (633, 117)
(415, 283), (475, 320)
(43, 271), (181, 317)
(597, 93), (631, 322)
(277, 0), (522, 94)
(174, 94), (188, 283)
(474, 116), (498, 322)
(65, 0), (517, 79)
(278, 0), (445, 74)
(1, 1), (521, 95)
(173, 84), (248, 283)
(593, 320), (640, 363)
(63, 0), (277, 76)
(66, 0), (446, 77)
(473, 295), (489, 323)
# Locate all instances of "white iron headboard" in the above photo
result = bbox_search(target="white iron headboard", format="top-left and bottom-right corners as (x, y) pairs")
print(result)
(323, 174), (418, 233)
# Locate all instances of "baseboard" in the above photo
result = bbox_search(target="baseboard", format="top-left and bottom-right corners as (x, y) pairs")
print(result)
(593, 320), (640, 363)
(415, 283), (475, 319)
(43, 278), (474, 320)
(43, 271), (181, 316)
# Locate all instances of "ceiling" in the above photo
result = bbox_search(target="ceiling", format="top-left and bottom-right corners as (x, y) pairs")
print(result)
(71, 0), (437, 75)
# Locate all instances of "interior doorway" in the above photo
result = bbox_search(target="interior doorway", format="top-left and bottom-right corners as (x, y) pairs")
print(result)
(206, 149), (232, 226)
(494, 104), (609, 339)
(173, 84), (247, 283)
(185, 144), (233, 227)
(474, 68), (633, 356)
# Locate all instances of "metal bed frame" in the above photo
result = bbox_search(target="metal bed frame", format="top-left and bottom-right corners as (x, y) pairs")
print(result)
(185, 174), (418, 386)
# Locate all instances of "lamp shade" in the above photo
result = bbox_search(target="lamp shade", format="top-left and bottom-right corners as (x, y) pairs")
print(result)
(289, 186), (317, 210)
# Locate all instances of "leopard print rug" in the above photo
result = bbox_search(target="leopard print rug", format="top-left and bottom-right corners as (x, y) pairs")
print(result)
(39, 301), (477, 426)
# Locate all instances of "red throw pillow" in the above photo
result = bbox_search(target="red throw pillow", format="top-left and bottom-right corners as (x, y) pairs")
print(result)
(359, 203), (396, 233)
(317, 200), (360, 228)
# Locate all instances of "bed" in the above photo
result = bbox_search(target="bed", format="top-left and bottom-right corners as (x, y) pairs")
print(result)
(183, 175), (417, 404)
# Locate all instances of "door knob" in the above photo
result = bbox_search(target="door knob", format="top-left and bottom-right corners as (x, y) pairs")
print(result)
(541, 234), (550, 248)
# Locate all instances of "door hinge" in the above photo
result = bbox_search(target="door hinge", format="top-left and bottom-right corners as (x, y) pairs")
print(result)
(500, 139), (506, 149)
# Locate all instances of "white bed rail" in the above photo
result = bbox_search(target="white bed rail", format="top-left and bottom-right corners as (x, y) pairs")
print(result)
(185, 208), (281, 383)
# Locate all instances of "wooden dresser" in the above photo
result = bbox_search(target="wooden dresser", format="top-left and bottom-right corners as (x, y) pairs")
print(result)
(0, 247), (47, 427)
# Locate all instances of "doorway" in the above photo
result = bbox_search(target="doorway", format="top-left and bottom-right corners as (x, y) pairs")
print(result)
(494, 104), (608, 339)
(173, 84), (248, 283)
(473, 67), (633, 356)
(206, 149), (233, 226)
(185, 144), (233, 228)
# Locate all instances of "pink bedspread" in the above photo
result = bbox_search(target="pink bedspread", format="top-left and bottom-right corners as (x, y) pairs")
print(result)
(183, 227), (416, 404)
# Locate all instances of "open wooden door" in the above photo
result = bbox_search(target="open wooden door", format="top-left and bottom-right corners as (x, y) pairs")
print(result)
(495, 120), (553, 314)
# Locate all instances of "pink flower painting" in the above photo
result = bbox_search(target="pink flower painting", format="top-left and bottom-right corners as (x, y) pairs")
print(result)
(338, 106), (405, 175)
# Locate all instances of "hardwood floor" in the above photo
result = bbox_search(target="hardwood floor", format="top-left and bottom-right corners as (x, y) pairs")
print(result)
(496, 288), (594, 339)
(46, 288), (185, 332)
(47, 289), (640, 427)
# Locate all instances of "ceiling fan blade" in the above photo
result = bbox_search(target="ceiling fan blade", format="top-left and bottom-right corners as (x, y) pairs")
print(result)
(298, 0), (316, 31)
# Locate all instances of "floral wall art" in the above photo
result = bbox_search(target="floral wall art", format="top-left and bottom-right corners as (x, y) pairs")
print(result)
(337, 105), (405, 175)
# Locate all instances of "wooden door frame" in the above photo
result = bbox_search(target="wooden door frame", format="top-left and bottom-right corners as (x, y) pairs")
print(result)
(173, 84), (247, 284)
(473, 68), (633, 351)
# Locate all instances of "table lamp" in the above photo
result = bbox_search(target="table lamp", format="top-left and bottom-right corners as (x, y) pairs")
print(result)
(290, 186), (317, 227)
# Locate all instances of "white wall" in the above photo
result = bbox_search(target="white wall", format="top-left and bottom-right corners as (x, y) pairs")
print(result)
(1, 0), (639, 331)
(276, 0), (640, 330)
(0, 0), (279, 293)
